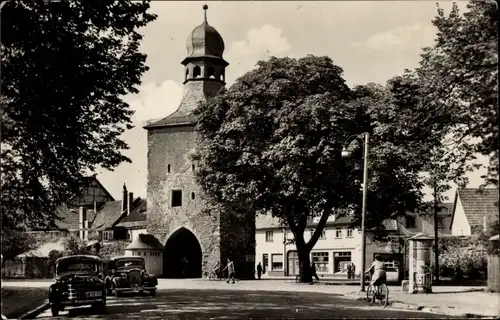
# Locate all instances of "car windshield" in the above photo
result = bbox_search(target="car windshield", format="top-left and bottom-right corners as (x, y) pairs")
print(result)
(57, 260), (99, 275)
(115, 259), (145, 269)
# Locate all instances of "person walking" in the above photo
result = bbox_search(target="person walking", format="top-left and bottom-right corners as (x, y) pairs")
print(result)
(347, 262), (352, 279)
(351, 262), (356, 280)
(256, 262), (263, 280)
(223, 258), (235, 284)
(311, 262), (319, 281)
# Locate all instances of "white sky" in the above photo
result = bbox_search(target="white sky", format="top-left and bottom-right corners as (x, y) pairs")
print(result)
(95, 1), (488, 203)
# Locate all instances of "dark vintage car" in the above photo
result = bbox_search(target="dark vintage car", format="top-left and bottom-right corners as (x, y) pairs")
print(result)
(105, 256), (157, 296)
(48, 255), (106, 317)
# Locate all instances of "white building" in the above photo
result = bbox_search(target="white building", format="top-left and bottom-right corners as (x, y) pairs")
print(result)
(256, 213), (364, 278)
(256, 213), (409, 282)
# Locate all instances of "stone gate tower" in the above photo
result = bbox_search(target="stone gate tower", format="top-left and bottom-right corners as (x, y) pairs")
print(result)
(144, 5), (255, 279)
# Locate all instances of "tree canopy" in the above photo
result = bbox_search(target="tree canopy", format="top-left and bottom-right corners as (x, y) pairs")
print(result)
(193, 56), (429, 281)
(0, 0), (157, 229)
(388, 0), (498, 188)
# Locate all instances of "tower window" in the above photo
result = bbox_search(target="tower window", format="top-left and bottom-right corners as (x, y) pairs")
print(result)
(207, 67), (216, 79)
(193, 66), (201, 78)
(192, 163), (195, 171)
(171, 190), (182, 207)
(221, 69), (225, 82)
(191, 192), (195, 200)
(185, 68), (189, 80)
(167, 164), (171, 173)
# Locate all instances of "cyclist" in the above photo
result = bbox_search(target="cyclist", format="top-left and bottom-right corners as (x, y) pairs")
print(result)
(365, 254), (387, 295)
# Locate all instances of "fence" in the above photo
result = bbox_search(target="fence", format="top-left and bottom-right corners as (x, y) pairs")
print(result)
(1, 258), (52, 278)
(487, 255), (499, 292)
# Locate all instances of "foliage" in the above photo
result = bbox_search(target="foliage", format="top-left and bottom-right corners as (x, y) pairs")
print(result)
(0, 0), (157, 229)
(390, 0), (498, 188)
(47, 249), (64, 276)
(0, 229), (37, 261)
(193, 56), (429, 282)
(436, 236), (488, 280)
(98, 241), (128, 260)
(62, 236), (91, 256)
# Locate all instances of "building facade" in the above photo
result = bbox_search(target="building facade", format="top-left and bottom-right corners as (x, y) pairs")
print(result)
(143, 6), (255, 279)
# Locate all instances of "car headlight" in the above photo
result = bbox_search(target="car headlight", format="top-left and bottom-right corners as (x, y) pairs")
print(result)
(121, 273), (127, 279)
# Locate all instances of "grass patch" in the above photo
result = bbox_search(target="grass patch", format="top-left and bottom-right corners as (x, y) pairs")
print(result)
(1, 286), (48, 318)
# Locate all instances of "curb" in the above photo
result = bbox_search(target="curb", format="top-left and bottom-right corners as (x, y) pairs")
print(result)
(18, 300), (50, 319)
(343, 293), (496, 319)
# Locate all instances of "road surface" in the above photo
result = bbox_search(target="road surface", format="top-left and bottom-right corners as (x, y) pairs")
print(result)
(35, 288), (455, 319)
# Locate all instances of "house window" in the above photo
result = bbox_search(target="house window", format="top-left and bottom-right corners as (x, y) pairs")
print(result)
(262, 254), (268, 273)
(127, 232), (131, 240)
(171, 190), (182, 207)
(167, 164), (171, 173)
(406, 216), (416, 228)
(312, 252), (329, 273)
(271, 253), (283, 270)
(335, 229), (342, 238)
(310, 228), (326, 239)
(191, 192), (195, 200)
(347, 229), (353, 238)
(137, 252), (141, 256)
(265, 230), (273, 242)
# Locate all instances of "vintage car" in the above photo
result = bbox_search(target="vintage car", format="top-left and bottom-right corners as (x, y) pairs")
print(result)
(48, 255), (106, 317)
(105, 256), (157, 296)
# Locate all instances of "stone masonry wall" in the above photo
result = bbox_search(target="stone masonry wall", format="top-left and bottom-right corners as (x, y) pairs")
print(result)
(146, 125), (220, 276)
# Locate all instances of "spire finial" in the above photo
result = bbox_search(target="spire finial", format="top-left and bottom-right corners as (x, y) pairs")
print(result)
(203, 4), (208, 23)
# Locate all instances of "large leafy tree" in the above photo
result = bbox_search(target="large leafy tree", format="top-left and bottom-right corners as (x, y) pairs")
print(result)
(392, 0), (498, 187)
(193, 56), (427, 282)
(0, 0), (156, 229)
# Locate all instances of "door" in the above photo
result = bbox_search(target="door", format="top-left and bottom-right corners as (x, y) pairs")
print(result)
(287, 251), (299, 276)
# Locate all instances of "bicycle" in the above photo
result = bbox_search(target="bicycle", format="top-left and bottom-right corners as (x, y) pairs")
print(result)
(365, 272), (389, 308)
(207, 269), (223, 281)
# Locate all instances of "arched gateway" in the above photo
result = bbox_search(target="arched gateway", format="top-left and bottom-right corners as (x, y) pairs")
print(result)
(143, 6), (255, 280)
(163, 228), (202, 278)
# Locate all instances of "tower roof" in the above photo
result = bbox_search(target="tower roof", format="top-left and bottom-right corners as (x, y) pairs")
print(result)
(185, 5), (225, 59)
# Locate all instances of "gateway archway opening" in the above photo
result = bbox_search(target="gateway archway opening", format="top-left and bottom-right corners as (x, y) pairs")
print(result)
(163, 227), (202, 278)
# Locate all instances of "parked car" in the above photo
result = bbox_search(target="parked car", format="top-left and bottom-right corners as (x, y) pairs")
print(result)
(105, 256), (157, 297)
(48, 255), (106, 317)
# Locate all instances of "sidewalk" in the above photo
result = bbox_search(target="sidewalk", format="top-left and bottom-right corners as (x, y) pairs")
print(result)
(344, 286), (499, 318)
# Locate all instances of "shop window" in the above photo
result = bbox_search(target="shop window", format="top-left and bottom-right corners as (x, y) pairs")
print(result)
(312, 252), (329, 273)
(271, 253), (283, 271)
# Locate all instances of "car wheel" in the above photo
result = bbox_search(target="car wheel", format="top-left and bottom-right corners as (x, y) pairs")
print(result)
(92, 301), (106, 314)
(50, 305), (60, 317)
(150, 289), (156, 297)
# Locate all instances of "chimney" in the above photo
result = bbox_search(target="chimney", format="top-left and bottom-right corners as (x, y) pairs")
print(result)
(79, 206), (87, 240)
(128, 192), (134, 215)
(122, 184), (128, 212)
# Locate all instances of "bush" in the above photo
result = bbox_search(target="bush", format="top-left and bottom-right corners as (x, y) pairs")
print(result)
(1, 229), (37, 261)
(62, 237), (92, 256)
(98, 241), (128, 260)
(437, 236), (488, 280)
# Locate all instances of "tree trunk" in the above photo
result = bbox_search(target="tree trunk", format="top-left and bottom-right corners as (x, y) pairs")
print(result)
(433, 184), (439, 284)
(297, 243), (312, 283)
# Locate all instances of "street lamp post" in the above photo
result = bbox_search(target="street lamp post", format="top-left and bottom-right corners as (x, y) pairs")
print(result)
(342, 132), (370, 292)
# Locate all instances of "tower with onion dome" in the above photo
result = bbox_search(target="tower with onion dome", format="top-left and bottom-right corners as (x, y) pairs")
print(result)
(144, 5), (255, 280)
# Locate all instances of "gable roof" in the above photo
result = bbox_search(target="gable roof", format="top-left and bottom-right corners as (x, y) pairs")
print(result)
(115, 199), (147, 228)
(91, 201), (125, 231)
(450, 188), (499, 231)
(54, 204), (98, 230)
(67, 175), (115, 205)
(92, 197), (146, 231)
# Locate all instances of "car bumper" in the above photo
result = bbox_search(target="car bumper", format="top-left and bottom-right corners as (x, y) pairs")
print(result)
(115, 286), (156, 292)
(55, 298), (105, 307)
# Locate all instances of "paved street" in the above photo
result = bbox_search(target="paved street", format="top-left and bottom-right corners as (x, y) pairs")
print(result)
(35, 289), (452, 319)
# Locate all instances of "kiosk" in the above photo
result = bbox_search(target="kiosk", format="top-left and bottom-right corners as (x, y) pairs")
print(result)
(408, 233), (433, 294)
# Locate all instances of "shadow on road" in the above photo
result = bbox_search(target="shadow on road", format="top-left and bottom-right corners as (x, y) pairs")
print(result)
(38, 289), (457, 319)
